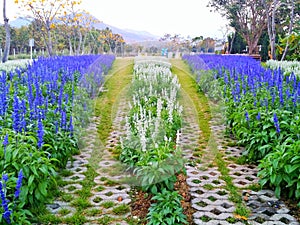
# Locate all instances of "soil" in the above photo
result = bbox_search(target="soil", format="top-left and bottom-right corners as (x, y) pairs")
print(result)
(174, 173), (195, 224)
(131, 190), (152, 224)
(283, 198), (300, 222)
(130, 172), (195, 225)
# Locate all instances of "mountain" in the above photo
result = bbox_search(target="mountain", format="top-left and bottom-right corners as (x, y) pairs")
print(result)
(9, 15), (159, 43)
(9, 17), (33, 28)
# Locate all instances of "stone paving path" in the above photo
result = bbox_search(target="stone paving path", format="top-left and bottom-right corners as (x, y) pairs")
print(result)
(180, 102), (299, 225)
(47, 98), (132, 224)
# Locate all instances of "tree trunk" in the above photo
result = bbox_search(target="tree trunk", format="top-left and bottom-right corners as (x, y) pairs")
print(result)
(47, 28), (53, 56)
(281, 0), (295, 61)
(229, 32), (236, 54)
(68, 36), (73, 55)
(270, 0), (278, 60)
(81, 32), (88, 55)
(2, 0), (11, 63)
(248, 39), (259, 55)
(76, 29), (82, 55)
(264, 0), (279, 60)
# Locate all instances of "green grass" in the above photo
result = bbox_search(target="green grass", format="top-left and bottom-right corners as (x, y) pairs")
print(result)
(58, 208), (72, 216)
(85, 208), (102, 217)
(64, 213), (87, 225)
(98, 215), (113, 225)
(94, 58), (133, 151)
(112, 204), (131, 215)
(101, 201), (115, 209)
(170, 59), (211, 148)
(37, 214), (62, 224)
(71, 198), (92, 210)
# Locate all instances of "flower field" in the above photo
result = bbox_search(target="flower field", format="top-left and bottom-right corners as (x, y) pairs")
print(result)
(0, 55), (114, 224)
(183, 54), (300, 204)
(1, 54), (300, 224)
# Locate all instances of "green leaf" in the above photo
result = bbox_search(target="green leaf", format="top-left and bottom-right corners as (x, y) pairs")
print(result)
(31, 166), (39, 176)
(38, 181), (48, 197)
(28, 175), (35, 187)
(275, 186), (281, 197)
(151, 185), (158, 194)
(270, 173), (276, 184)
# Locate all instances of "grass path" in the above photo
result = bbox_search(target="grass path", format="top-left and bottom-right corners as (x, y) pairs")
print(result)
(170, 59), (251, 220)
(92, 58), (134, 168)
(170, 59), (211, 150)
(95, 57), (134, 143)
(39, 57), (299, 224)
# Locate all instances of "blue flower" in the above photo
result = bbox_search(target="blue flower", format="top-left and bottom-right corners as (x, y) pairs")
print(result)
(0, 181), (11, 224)
(273, 113), (280, 134)
(37, 119), (44, 149)
(256, 112), (261, 121)
(12, 95), (20, 133)
(245, 111), (249, 122)
(3, 134), (8, 147)
(69, 115), (74, 136)
(2, 174), (8, 183)
(2, 210), (11, 224)
(14, 170), (23, 199)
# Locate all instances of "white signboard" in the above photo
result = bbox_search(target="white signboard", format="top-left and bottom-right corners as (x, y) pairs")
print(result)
(29, 39), (34, 47)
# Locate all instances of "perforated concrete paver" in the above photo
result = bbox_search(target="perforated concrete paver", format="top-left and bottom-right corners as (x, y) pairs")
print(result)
(46, 101), (132, 223)
(182, 105), (299, 225)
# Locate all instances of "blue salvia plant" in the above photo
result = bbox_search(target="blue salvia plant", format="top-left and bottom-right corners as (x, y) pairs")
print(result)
(0, 54), (115, 220)
(0, 170), (31, 224)
(183, 54), (300, 204)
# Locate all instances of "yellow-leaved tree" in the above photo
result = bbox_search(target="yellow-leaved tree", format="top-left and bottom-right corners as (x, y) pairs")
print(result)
(15, 0), (83, 56)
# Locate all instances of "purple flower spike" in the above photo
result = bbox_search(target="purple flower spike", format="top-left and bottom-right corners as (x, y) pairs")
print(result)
(14, 169), (23, 199)
(273, 113), (280, 134)
(3, 134), (8, 147)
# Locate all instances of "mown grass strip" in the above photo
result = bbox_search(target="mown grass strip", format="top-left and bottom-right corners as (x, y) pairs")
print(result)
(94, 58), (134, 144)
(170, 59), (211, 146)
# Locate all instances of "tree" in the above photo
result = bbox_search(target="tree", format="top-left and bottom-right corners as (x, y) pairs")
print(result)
(2, 0), (11, 62)
(14, 0), (82, 56)
(261, 0), (299, 60)
(228, 32), (247, 54)
(74, 11), (100, 55)
(97, 28), (124, 54)
(159, 34), (184, 52)
(280, 0), (297, 60)
(14, 26), (30, 54)
(208, 0), (267, 54)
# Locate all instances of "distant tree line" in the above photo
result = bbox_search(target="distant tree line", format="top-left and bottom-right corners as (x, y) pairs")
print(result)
(1, 0), (126, 62)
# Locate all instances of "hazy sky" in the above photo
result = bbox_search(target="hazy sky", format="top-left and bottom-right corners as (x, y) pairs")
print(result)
(4, 0), (228, 39)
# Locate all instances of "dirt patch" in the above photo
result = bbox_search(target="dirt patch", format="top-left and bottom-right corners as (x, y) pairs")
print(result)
(283, 198), (300, 223)
(131, 189), (152, 224)
(174, 173), (195, 224)
(130, 173), (195, 224)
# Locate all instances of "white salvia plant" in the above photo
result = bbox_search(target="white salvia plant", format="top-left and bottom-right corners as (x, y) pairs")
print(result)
(120, 56), (184, 180)
(266, 59), (300, 77)
(0, 59), (30, 72)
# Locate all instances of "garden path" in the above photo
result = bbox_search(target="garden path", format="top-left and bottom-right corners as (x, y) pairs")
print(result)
(173, 59), (299, 225)
(47, 58), (299, 225)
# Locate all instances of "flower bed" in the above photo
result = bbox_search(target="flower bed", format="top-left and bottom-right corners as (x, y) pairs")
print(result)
(0, 60), (31, 73)
(120, 57), (187, 224)
(183, 54), (300, 205)
(266, 59), (300, 77)
(0, 55), (115, 224)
